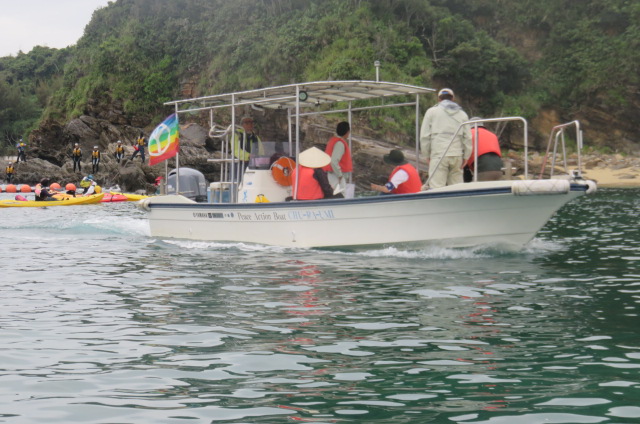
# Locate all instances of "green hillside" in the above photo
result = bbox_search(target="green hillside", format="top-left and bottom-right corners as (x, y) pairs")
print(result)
(1, 0), (639, 154)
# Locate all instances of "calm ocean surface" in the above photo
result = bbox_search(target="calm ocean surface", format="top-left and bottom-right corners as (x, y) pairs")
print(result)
(0, 188), (638, 424)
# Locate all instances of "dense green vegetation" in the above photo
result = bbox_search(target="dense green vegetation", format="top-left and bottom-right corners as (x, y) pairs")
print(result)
(1, 0), (639, 154)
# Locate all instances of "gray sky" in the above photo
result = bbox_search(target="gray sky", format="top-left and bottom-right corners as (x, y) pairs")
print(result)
(0, 0), (111, 57)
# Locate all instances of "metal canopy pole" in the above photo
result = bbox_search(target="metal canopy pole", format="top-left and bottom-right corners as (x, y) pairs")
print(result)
(293, 86), (301, 200)
(348, 102), (352, 184)
(415, 93), (420, 171)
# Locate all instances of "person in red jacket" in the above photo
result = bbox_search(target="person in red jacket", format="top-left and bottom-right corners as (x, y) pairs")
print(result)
(370, 149), (422, 194)
(292, 147), (336, 200)
(465, 118), (503, 182)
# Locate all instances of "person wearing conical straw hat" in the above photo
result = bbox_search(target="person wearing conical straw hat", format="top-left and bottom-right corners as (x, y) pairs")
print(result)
(292, 147), (337, 200)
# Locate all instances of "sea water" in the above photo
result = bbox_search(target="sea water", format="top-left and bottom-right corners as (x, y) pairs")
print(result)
(0, 189), (638, 423)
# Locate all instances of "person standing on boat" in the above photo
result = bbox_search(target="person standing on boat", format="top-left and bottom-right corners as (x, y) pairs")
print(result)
(231, 116), (264, 181)
(292, 147), (335, 200)
(5, 162), (15, 183)
(322, 121), (353, 196)
(114, 140), (125, 164)
(370, 149), (421, 194)
(91, 145), (101, 173)
(71, 143), (83, 172)
(420, 88), (471, 189)
(130, 133), (147, 163)
(465, 118), (503, 182)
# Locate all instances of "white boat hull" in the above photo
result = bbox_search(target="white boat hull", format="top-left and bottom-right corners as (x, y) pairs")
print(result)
(140, 180), (593, 250)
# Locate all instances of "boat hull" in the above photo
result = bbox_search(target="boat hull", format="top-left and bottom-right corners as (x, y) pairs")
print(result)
(140, 180), (592, 249)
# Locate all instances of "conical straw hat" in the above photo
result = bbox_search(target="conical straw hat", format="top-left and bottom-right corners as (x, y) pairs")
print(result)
(298, 146), (331, 168)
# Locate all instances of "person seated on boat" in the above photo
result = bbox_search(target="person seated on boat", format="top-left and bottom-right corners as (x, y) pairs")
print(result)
(464, 117), (504, 182)
(420, 88), (472, 189)
(291, 147), (337, 200)
(84, 180), (98, 196)
(269, 141), (288, 166)
(370, 149), (422, 194)
(79, 174), (94, 194)
(34, 178), (58, 201)
(65, 183), (77, 197)
(231, 116), (264, 180)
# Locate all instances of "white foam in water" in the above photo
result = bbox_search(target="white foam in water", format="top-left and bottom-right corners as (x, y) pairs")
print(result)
(83, 216), (150, 236)
(162, 239), (299, 254)
(351, 245), (492, 260)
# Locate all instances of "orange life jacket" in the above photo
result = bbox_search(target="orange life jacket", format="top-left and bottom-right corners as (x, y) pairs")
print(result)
(390, 163), (421, 194)
(292, 166), (323, 200)
(468, 127), (501, 167)
(322, 136), (353, 173)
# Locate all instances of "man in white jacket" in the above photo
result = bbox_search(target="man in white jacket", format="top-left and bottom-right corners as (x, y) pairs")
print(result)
(420, 88), (472, 189)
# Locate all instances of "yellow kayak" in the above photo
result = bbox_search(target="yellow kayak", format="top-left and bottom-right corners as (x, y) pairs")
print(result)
(0, 193), (105, 208)
(119, 192), (149, 201)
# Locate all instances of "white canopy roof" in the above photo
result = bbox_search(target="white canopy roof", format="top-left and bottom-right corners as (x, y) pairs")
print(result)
(165, 80), (435, 112)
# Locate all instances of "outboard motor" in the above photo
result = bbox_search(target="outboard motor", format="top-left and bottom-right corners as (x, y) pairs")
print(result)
(166, 167), (208, 202)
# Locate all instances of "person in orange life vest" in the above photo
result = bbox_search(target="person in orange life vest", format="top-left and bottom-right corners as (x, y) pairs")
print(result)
(292, 147), (336, 200)
(464, 117), (503, 182)
(323, 121), (353, 196)
(370, 149), (422, 194)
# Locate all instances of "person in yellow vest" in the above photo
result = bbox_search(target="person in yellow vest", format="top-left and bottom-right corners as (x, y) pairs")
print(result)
(91, 145), (101, 173)
(71, 143), (82, 172)
(16, 140), (27, 162)
(231, 116), (264, 182)
(114, 140), (125, 164)
(131, 133), (146, 163)
(291, 147), (335, 200)
(5, 162), (15, 183)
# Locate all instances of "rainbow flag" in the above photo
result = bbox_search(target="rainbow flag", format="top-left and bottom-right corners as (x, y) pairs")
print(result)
(148, 113), (180, 166)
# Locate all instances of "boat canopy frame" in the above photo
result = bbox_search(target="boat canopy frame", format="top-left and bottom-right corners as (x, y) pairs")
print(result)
(165, 80), (435, 202)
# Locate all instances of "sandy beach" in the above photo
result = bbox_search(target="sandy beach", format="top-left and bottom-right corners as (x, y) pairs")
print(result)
(579, 154), (640, 188)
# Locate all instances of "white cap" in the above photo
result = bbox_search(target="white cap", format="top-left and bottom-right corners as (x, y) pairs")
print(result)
(94, 145), (98, 149)
(438, 88), (454, 98)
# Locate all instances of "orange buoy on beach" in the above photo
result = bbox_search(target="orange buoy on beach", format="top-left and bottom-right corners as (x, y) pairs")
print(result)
(65, 183), (76, 192)
(50, 182), (61, 191)
(6, 184), (17, 193)
(20, 184), (32, 193)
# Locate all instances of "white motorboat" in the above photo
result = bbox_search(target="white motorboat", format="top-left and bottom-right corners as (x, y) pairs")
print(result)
(139, 80), (596, 249)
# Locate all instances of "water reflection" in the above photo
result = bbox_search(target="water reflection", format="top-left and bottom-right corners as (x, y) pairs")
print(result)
(0, 191), (638, 422)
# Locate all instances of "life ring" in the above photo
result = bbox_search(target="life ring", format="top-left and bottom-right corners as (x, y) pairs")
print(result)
(271, 157), (296, 186)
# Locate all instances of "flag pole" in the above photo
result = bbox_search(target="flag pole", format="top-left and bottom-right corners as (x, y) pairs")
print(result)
(175, 104), (180, 194)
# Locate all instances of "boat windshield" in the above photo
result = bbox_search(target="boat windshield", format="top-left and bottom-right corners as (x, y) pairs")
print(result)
(248, 141), (292, 170)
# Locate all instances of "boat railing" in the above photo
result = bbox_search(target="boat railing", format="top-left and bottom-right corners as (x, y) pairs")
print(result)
(425, 116), (528, 186)
(207, 123), (245, 203)
(539, 120), (583, 179)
